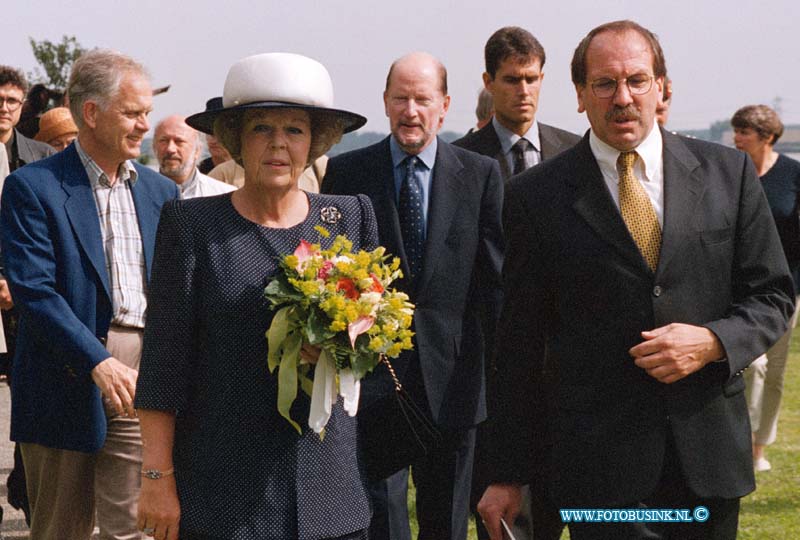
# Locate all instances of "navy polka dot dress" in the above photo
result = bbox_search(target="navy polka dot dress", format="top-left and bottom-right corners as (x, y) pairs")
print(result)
(136, 192), (376, 539)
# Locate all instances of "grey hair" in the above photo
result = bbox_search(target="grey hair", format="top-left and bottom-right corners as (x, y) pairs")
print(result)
(68, 49), (150, 129)
(214, 108), (344, 169)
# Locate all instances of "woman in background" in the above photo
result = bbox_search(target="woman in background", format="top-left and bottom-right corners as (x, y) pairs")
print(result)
(732, 104), (800, 472)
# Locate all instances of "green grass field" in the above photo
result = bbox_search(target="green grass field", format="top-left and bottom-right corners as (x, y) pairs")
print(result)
(739, 333), (800, 539)
(408, 334), (800, 539)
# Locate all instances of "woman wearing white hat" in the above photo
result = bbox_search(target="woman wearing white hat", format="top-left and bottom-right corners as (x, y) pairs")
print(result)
(134, 53), (375, 540)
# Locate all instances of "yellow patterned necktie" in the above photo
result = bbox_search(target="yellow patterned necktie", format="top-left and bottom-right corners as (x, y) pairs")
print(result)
(617, 151), (661, 272)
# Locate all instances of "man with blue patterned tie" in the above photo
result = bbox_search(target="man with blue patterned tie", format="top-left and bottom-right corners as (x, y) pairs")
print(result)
(323, 52), (504, 540)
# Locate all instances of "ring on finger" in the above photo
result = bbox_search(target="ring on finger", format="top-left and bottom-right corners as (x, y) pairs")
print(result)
(142, 526), (155, 535)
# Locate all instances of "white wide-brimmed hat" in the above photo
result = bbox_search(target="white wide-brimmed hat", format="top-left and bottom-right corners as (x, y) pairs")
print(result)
(186, 52), (367, 135)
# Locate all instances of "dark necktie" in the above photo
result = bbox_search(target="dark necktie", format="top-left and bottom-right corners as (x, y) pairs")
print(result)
(398, 156), (424, 279)
(512, 138), (531, 176)
(617, 151), (661, 272)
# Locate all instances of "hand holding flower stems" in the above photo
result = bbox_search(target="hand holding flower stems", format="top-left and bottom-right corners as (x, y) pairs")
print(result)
(299, 343), (322, 364)
(265, 226), (415, 434)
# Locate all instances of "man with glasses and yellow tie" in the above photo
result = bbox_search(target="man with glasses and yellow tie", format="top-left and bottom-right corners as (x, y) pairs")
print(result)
(477, 20), (794, 540)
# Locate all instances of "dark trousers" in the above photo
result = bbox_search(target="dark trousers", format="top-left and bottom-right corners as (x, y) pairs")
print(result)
(568, 435), (740, 540)
(368, 427), (476, 540)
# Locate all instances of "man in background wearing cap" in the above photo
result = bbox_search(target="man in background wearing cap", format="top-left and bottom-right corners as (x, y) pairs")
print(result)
(1, 50), (178, 539)
(196, 98), (232, 175)
(153, 115), (235, 198)
(323, 51), (503, 540)
(34, 107), (79, 151)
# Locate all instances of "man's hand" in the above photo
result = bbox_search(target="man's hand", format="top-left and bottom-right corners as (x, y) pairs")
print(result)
(477, 483), (522, 540)
(0, 279), (13, 310)
(91, 357), (138, 417)
(630, 323), (724, 384)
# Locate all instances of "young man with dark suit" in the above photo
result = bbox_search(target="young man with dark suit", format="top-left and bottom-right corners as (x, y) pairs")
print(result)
(478, 20), (794, 540)
(455, 27), (581, 540)
(323, 52), (504, 540)
(1, 50), (179, 539)
(454, 27), (580, 180)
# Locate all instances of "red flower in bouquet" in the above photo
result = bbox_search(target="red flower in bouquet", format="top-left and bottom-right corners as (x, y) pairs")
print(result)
(336, 277), (359, 300)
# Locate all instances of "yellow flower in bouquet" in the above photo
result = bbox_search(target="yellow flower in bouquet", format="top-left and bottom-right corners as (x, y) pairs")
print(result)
(265, 227), (414, 434)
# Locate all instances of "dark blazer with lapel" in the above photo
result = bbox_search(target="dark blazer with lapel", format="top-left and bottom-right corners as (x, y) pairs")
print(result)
(484, 129), (795, 506)
(0, 130), (55, 196)
(0, 143), (179, 452)
(13, 129), (56, 168)
(323, 136), (504, 428)
(453, 121), (581, 177)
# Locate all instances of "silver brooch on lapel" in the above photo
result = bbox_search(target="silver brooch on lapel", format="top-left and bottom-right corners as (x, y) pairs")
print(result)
(320, 206), (342, 224)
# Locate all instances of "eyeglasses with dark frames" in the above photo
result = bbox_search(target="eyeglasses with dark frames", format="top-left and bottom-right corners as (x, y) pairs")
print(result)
(0, 97), (24, 112)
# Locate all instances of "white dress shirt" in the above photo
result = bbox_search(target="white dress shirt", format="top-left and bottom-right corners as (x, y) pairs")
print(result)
(180, 169), (236, 199)
(589, 125), (664, 227)
(492, 116), (542, 171)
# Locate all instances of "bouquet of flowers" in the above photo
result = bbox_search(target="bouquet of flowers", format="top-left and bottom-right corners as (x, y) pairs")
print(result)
(265, 226), (415, 434)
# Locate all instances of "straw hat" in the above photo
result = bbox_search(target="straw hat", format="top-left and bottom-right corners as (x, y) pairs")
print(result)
(34, 107), (78, 144)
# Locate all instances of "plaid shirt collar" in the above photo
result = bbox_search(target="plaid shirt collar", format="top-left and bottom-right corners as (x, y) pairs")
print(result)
(75, 138), (138, 188)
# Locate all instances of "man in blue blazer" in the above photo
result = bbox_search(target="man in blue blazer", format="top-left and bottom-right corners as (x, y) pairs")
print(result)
(0, 50), (178, 540)
(323, 52), (504, 540)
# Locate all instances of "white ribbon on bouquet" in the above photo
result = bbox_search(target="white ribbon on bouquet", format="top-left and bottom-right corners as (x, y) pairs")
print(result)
(308, 349), (361, 434)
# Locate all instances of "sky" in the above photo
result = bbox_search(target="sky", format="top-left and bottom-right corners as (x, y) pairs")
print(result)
(8, 0), (800, 137)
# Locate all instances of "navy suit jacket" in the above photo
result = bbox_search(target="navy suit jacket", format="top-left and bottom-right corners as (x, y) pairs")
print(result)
(323, 136), (504, 428)
(0, 143), (179, 452)
(484, 129), (795, 505)
(453, 121), (581, 178)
